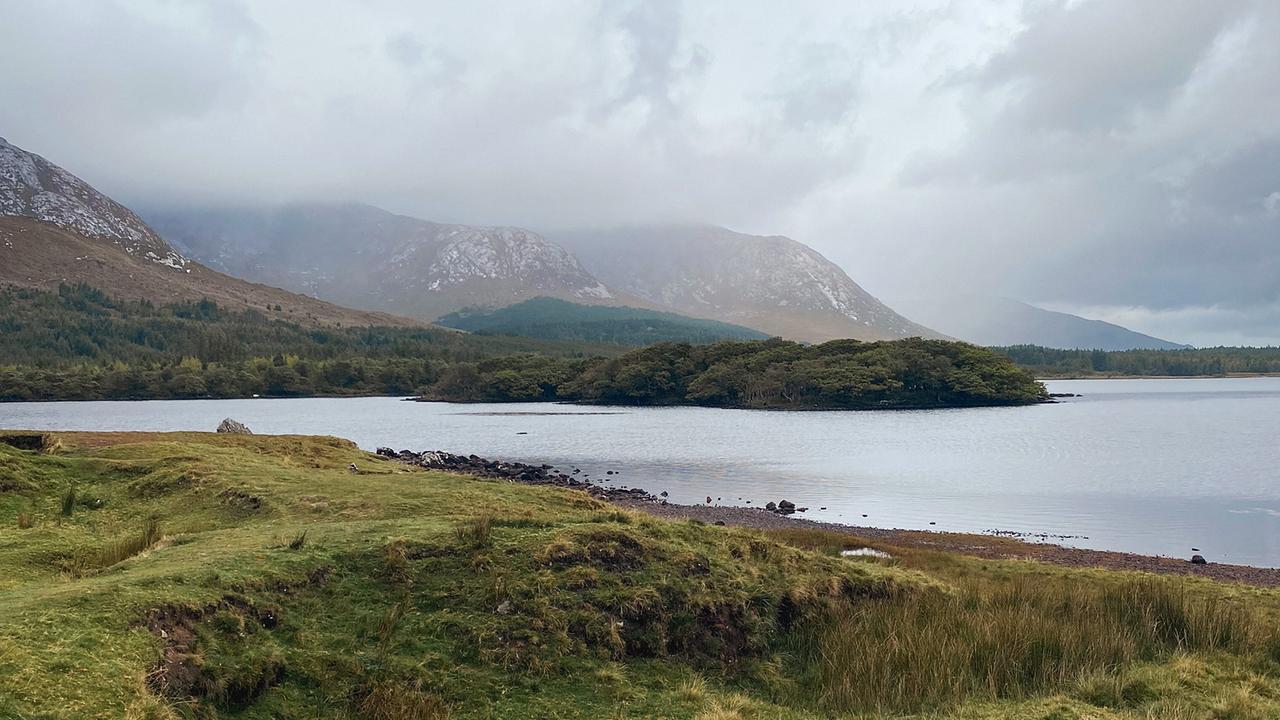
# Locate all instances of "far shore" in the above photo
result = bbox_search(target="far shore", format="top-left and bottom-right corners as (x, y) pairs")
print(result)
(1039, 372), (1280, 380)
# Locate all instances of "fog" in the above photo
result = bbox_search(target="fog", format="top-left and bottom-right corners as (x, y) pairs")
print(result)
(1, 0), (1277, 344)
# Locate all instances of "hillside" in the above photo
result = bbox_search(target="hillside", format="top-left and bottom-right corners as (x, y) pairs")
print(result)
(0, 285), (623, 401)
(554, 225), (942, 343)
(436, 297), (769, 345)
(2, 432), (1278, 718)
(0, 138), (417, 329)
(893, 295), (1188, 350)
(145, 204), (628, 322)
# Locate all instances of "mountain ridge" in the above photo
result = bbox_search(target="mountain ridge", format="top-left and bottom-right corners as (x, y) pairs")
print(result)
(554, 224), (943, 342)
(893, 294), (1189, 350)
(0, 138), (419, 328)
(146, 203), (628, 322)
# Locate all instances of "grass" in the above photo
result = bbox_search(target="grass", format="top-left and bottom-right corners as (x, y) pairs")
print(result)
(812, 575), (1269, 713)
(96, 517), (163, 569)
(0, 431), (1278, 719)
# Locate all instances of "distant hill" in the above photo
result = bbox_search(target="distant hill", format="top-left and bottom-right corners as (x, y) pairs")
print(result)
(145, 204), (629, 322)
(0, 137), (415, 328)
(436, 297), (769, 345)
(892, 295), (1189, 350)
(553, 225), (942, 343)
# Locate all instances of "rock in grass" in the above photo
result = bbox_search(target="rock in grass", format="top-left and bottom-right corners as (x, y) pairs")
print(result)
(216, 418), (252, 435)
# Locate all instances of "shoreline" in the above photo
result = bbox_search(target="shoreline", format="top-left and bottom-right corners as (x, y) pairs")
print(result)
(618, 499), (1280, 588)
(380, 446), (1280, 588)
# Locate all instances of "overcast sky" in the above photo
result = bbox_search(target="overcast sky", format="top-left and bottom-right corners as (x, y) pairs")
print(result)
(2, 0), (1277, 345)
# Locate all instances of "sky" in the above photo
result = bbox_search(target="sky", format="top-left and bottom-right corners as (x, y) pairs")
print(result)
(1, 0), (1277, 345)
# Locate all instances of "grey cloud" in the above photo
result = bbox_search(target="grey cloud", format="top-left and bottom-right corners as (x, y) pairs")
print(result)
(385, 33), (425, 67)
(0, 0), (1277, 345)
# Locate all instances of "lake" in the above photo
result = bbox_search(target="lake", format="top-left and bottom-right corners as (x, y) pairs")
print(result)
(3, 378), (1279, 566)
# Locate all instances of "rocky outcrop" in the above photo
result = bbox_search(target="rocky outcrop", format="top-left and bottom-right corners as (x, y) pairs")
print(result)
(216, 418), (252, 435)
(1, 136), (188, 270)
(375, 448), (657, 503)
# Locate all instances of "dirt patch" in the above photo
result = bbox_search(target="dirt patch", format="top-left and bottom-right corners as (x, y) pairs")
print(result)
(0, 432), (51, 452)
(219, 487), (263, 511)
(141, 566), (331, 706)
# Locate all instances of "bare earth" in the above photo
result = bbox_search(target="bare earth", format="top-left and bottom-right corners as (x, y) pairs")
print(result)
(618, 500), (1280, 588)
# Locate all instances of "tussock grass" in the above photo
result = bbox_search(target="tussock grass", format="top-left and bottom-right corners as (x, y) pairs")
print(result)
(286, 531), (307, 550)
(60, 486), (76, 516)
(454, 514), (493, 548)
(15, 511), (33, 529)
(358, 681), (450, 720)
(814, 574), (1271, 713)
(96, 517), (162, 568)
(377, 598), (411, 650)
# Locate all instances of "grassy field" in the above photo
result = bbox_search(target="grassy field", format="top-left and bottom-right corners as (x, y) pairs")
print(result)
(1, 431), (1278, 719)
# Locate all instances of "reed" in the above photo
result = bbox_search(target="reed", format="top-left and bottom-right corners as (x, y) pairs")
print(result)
(814, 574), (1267, 713)
(96, 518), (162, 568)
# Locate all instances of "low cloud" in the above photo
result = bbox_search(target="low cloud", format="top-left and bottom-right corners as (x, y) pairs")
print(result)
(0, 0), (1276, 345)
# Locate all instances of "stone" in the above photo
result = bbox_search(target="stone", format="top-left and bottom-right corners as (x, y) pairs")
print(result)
(1190, 554), (1207, 565)
(765, 502), (777, 512)
(216, 418), (252, 434)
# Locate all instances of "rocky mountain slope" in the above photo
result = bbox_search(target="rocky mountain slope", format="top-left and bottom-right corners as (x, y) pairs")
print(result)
(892, 294), (1189, 350)
(554, 225), (942, 342)
(0, 137), (415, 328)
(146, 204), (623, 322)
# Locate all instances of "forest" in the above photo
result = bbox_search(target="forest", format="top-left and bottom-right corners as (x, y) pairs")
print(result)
(0, 286), (1044, 407)
(425, 337), (1048, 409)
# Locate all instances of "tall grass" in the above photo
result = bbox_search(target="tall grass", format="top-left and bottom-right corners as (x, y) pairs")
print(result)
(60, 487), (76, 516)
(97, 518), (163, 568)
(454, 514), (493, 548)
(16, 512), (34, 529)
(815, 575), (1268, 713)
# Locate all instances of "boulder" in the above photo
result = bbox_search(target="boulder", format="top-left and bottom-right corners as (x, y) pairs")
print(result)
(765, 502), (777, 512)
(216, 418), (252, 435)
(1190, 554), (1207, 565)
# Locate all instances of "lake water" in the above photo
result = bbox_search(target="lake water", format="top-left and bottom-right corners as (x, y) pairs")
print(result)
(3, 378), (1279, 567)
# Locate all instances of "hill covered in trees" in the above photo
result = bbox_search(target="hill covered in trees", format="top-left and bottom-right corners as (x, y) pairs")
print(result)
(997, 345), (1280, 377)
(436, 297), (769, 345)
(0, 285), (1043, 408)
(0, 284), (618, 401)
(424, 338), (1047, 409)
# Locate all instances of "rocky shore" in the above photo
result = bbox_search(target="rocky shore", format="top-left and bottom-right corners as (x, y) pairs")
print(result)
(378, 447), (1280, 589)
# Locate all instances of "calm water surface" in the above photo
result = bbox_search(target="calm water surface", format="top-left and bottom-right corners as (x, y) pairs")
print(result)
(3, 378), (1278, 566)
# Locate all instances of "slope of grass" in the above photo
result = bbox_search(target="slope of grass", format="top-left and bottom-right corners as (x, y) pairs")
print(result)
(0, 433), (1278, 719)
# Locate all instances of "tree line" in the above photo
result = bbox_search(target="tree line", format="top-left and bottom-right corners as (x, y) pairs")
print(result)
(996, 345), (1280, 377)
(0, 285), (1046, 408)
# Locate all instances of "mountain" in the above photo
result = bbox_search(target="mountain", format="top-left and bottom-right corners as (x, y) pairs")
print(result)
(436, 296), (769, 346)
(552, 225), (942, 342)
(892, 294), (1190, 350)
(145, 204), (623, 322)
(0, 137), (415, 328)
